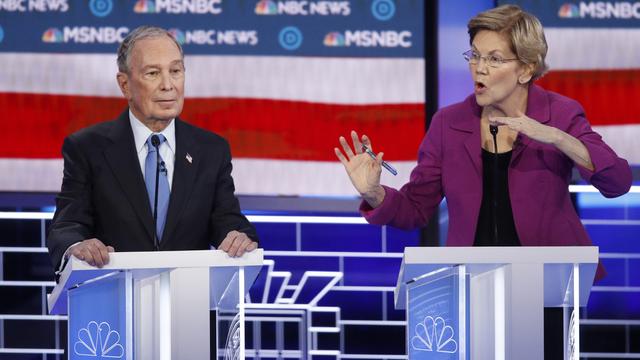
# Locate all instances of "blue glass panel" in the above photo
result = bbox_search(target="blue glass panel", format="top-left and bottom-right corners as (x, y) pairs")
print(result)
(68, 274), (128, 360)
(629, 259), (640, 287)
(597, 258), (626, 286)
(386, 291), (406, 321)
(586, 291), (640, 320)
(254, 222), (297, 251)
(588, 224), (640, 253)
(300, 223), (382, 252)
(407, 268), (469, 359)
(319, 291), (383, 320)
(578, 192), (640, 220)
(266, 256), (339, 283)
(386, 227), (421, 253)
(343, 257), (401, 286)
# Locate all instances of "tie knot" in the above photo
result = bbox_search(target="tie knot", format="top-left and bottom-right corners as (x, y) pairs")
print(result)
(147, 134), (166, 151)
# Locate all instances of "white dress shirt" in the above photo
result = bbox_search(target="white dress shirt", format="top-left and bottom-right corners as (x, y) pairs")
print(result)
(129, 110), (176, 189)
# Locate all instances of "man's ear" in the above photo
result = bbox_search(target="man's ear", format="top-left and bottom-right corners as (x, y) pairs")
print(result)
(116, 72), (130, 99)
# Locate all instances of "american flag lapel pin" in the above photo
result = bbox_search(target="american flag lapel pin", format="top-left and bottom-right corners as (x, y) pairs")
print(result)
(186, 153), (193, 164)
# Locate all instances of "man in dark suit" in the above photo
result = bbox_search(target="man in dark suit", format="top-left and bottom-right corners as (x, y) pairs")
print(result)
(47, 26), (258, 272)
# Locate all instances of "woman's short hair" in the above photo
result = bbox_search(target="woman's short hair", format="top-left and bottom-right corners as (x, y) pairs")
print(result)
(468, 5), (549, 81)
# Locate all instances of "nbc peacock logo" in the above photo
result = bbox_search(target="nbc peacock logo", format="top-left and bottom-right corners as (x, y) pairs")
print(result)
(323, 32), (345, 47)
(42, 28), (63, 43)
(411, 316), (458, 354)
(558, 3), (580, 18)
(255, 0), (277, 15)
(74, 321), (124, 358)
(168, 28), (185, 45)
(133, 0), (156, 13)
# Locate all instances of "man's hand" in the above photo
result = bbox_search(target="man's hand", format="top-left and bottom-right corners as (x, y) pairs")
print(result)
(218, 231), (258, 258)
(69, 238), (114, 268)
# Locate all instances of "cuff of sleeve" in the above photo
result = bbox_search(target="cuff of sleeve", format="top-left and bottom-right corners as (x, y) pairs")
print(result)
(576, 140), (616, 181)
(359, 186), (399, 225)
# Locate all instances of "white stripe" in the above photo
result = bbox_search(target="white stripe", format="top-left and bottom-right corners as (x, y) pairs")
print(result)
(0, 144), (637, 194)
(593, 124), (640, 164)
(0, 158), (414, 195)
(545, 28), (640, 70)
(0, 53), (424, 104)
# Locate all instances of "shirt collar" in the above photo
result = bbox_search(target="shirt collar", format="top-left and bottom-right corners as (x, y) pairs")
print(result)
(129, 110), (176, 154)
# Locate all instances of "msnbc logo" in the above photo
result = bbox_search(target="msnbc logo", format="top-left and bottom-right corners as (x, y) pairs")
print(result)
(132, 0), (222, 14)
(168, 28), (186, 44)
(323, 32), (345, 46)
(42, 28), (64, 43)
(255, 0), (277, 14)
(134, 0), (156, 13)
(558, 3), (580, 18)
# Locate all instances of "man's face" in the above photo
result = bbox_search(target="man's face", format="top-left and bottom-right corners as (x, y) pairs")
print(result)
(118, 36), (185, 124)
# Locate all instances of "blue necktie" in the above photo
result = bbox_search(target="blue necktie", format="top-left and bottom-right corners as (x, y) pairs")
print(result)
(145, 134), (170, 241)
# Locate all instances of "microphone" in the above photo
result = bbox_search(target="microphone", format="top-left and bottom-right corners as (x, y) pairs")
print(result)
(489, 125), (499, 244)
(151, 134), (161, 251)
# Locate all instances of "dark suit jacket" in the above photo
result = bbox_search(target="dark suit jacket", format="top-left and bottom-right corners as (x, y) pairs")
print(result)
(47, 110), (258, 269)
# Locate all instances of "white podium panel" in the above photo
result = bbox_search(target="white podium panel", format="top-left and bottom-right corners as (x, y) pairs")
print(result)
(395, 246), (598, 360)
(48, 249), (263, 360)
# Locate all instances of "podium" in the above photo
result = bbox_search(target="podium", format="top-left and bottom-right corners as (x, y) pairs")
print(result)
(48, 249), (264, 360)
(395, 246), (598, 360)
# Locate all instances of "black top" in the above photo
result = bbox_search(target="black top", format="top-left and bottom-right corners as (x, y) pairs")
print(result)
(474, 148), (521, 246)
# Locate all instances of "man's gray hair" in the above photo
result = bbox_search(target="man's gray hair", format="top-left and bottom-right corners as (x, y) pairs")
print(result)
(117, 26), (184, 73)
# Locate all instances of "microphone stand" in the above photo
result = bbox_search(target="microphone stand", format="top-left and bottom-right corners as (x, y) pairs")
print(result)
(489, 125), (499, 244)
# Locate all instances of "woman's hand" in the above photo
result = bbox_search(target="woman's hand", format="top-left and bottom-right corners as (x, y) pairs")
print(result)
(334, 130), (386, 208)
(489, 114), (560, 145)
(489, 113), (594, 170)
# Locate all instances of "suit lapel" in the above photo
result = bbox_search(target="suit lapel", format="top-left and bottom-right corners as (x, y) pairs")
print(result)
(451, 97), (482, 177)
(161, 119), (201, 245)
(103, 111), (155, 243)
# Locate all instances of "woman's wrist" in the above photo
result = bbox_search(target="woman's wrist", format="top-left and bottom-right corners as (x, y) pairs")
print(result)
(362, 185), (386, 208)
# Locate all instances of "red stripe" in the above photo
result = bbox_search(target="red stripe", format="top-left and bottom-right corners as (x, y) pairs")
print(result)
(0, 93), (425, 160)
(537, 69), (640, 126)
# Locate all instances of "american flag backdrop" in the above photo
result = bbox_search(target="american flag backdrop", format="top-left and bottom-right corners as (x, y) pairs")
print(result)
(505, 0), (640, 167)
(0, 0), (425, 196)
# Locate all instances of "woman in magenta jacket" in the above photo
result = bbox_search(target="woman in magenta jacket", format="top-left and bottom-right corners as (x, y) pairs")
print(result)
(335, 5), (632, 250)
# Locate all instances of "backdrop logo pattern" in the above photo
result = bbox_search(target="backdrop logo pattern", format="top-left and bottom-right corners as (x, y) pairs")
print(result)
(411, 316), (458, 354)
(0, 0), (68, 12)
(89, 0), (113, 17)
(323, 31), (345, 46)
(254, 0), (350, 16)
(74, 321), (124, 358)
(168, 28), (186, 44)
(371, 0), (395, 21)
(278, 26), (302, 50)
(0, 26), (4, 43)
(255, 0), (277, 14)
(141, 0), (222, 14)
(558, 3), (580, 18)
(41, 28), (63, 43)
(323, 30), (411, 48)
(133, 0), (156, 13)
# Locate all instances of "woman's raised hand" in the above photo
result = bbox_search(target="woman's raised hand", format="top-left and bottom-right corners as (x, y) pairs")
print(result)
(334, 130), (386, 207)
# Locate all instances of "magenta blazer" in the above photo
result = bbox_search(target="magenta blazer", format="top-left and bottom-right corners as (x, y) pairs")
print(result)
(362, 85), (632, 250)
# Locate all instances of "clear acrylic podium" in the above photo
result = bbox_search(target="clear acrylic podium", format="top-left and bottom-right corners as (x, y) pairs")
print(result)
(48, 249), (264, 360)
(395, 246), (598, 360)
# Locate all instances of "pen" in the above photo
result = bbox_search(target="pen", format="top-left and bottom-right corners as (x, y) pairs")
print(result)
(361, 144), (398, 176)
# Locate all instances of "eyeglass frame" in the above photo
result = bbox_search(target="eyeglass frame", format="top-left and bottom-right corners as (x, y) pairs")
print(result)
(462, 49), (520, 68)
